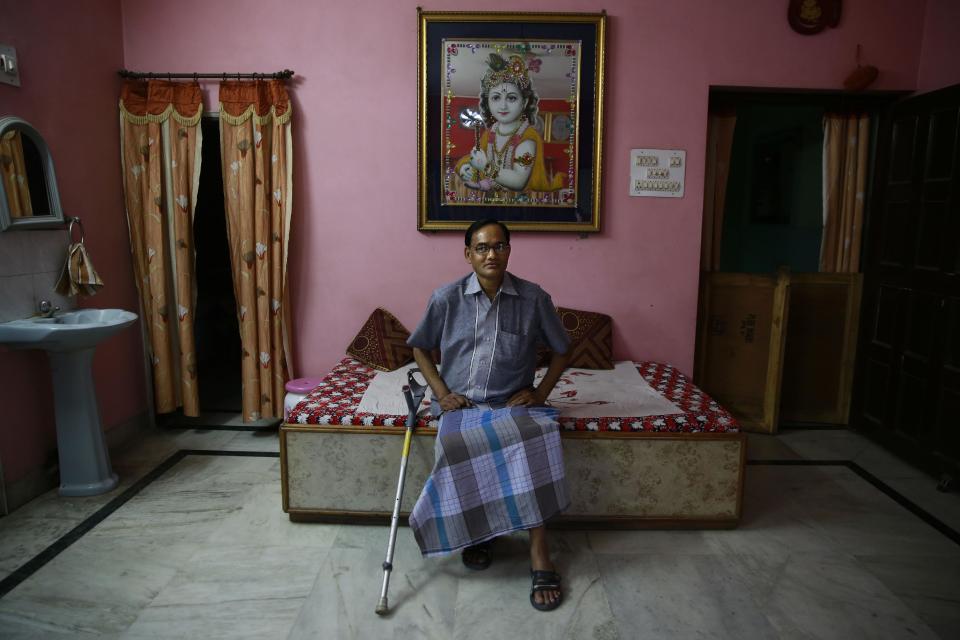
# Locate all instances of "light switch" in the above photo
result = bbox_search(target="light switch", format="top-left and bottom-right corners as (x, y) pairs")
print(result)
(630, 148), (686, 198)
(0, 45), (21, 87)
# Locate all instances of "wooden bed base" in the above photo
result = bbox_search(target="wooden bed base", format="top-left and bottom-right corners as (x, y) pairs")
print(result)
(280, 425), (746, 528)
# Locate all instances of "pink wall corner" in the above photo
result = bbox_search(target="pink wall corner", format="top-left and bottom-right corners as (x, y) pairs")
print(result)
(0, 0), (146, 485)
(916, 0), (960, 93)
(120, 0), (929, 385)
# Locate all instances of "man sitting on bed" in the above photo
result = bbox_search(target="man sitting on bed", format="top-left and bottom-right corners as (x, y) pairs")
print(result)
(407, 218), (571, 612)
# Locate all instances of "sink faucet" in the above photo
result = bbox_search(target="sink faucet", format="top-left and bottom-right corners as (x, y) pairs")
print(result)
(38, 299), (61, 318)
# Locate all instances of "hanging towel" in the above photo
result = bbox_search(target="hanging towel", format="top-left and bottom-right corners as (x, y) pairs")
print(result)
(55, 217), (104, 297)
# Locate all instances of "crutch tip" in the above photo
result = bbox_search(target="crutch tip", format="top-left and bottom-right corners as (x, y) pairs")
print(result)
(375, 598), (390, 616)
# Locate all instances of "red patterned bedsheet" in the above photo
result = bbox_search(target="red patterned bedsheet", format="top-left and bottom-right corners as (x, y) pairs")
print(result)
(287, 358), (739, 433)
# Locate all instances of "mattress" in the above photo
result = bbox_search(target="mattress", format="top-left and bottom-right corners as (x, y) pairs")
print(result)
(287, 357), (738, 433)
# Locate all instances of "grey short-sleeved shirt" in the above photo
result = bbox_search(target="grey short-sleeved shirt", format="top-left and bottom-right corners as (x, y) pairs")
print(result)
(407, 272), (570, 404)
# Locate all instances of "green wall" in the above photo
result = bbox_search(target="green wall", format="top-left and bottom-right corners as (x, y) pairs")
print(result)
(720, 104), (824, 274)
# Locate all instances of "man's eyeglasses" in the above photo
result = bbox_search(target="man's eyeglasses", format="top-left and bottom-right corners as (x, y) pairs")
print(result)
(471, 242), (510, 256)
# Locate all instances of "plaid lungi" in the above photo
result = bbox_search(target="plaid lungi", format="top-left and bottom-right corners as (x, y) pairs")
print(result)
(409, 406), (570, 557)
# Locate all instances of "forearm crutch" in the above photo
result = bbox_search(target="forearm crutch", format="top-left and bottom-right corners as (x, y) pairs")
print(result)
(375, 368), (427, 616)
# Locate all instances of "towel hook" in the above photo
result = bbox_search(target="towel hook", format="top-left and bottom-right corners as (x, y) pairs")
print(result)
(68, 217), (85, 245)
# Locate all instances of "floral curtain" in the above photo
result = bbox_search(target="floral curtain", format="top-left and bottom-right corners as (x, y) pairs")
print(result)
(119, 80), (203, 416)
(821, 113), (870, 273)
(218, 80), (293, 421)
(0, 130), (32, 217)
(700, 110), (737, 271)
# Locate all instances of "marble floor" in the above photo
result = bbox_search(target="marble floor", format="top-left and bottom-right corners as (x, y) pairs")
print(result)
(1, 426), (959, 639)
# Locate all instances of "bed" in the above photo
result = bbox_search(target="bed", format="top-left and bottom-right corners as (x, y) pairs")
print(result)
(280, 357), (745, 528)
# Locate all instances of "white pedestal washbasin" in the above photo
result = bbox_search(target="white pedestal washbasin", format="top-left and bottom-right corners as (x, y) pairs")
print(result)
(0, 309), (138, 496)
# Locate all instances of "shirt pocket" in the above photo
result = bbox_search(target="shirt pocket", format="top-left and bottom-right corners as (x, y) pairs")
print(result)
(498, 298), (536, 337)
(495, 329), (531, 368)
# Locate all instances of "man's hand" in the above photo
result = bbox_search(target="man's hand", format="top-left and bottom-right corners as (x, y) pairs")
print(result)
(507, 387), (547, 407)
(438, 392), (474, 412)
(413, 348), (471, 413)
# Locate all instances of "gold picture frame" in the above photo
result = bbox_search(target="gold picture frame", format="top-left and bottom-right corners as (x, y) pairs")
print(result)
(417, 9), (607, 233)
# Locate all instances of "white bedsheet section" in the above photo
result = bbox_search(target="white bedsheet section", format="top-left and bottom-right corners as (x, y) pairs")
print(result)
(355, 362), (434, 415)
(535, 361), (682, 418)
(356, 361), (681, 419)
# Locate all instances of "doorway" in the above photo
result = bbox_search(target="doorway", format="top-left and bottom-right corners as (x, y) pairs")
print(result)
(192, 117), (242, 413)
(695, 90), (898, 432)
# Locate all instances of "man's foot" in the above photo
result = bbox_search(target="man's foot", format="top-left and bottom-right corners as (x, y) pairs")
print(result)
(461, 542), (492, 570)
(529, 568), (562, 611)
(529, 526), (561, 609)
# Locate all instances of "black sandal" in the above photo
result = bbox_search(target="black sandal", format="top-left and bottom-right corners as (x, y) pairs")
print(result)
(529, 569), (562, 611)
(461, 542), (492, 570)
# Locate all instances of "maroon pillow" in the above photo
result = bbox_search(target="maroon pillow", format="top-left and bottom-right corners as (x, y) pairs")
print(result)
(540, 306), (614, 369)
(346, 308), (414, 371)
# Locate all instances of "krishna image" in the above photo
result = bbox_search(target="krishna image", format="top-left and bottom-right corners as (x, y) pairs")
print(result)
(443, 41), (579, 208)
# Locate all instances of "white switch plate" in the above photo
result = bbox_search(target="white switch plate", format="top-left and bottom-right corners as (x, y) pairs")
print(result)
(0, 44), (21, 87)
(629, 148), (686, 198)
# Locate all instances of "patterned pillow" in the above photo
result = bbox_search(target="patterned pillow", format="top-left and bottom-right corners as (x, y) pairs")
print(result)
(540, 306), (614, 369)
(346, 308), (414, 371)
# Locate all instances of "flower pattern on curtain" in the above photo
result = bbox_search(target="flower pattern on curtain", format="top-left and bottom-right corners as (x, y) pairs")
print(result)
(219, 80), (293, 421)
(821, 113), (870, 273)
(0, 130), (33, 217)
(119, 80), (203, 416)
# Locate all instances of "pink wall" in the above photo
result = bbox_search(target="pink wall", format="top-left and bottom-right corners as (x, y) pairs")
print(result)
(119, 1), (930, 381)
(0, 0), (146, 485)
(917, 0), (960, 93)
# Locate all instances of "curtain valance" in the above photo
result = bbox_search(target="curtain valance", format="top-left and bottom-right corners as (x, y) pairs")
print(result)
(219, 80), (291, 125)
(119, 80), (203, 125)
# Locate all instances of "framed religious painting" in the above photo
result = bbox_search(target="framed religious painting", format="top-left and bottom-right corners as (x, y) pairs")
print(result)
(417, 10), (607, 232)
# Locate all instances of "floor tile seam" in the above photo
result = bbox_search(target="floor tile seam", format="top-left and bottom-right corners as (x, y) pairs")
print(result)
(132, 592), (313, 612)
(169, 488), (270, 566)
(751, 458), (960, 547)
(845, 462), (960, 548)
(0, 448), (279, 601)
(559, 574), (608, 631)
(114, 559), (190, 637)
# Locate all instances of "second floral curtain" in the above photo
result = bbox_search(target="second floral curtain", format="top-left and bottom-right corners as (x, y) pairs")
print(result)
(218, 80), (293, 421)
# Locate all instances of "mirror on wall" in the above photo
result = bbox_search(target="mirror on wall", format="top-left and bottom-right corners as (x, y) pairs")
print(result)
(0, 116), (64, 231)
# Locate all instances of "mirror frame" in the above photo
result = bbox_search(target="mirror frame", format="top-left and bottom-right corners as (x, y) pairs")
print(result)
(0, 116), (65, 231)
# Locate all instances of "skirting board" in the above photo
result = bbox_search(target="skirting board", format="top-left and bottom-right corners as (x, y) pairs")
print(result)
(280, 425), (746, 527)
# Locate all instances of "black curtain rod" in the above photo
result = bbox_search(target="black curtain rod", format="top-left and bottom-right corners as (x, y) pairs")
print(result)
(118, 69), (294, 80)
